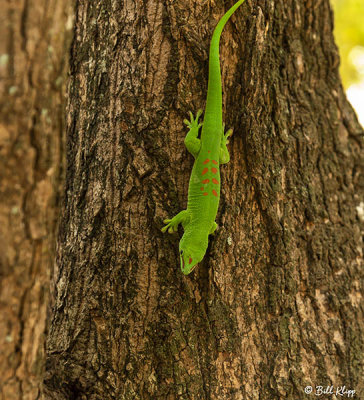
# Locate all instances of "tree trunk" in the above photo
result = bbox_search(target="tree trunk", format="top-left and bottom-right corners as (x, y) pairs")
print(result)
(0, 0), (72, 398)
(44, 0), (364, 399)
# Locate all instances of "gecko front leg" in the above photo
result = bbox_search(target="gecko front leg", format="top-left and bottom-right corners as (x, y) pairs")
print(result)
(161, 210), (190, 233)
(183, 110), (203, 158)
(209, 221), (218, 235)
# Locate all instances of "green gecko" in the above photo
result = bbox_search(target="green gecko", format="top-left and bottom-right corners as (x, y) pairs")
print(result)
(162, 0), (246, 274)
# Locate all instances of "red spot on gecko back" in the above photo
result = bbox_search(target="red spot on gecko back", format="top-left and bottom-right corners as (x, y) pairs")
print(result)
(203, 192), (208, 196)
(212, 189), (218, 197)
(202, 179), (210, 184)
(189, 257), (193, 264)
(202, 167), (208, 175)
(212, 178), (219, 184)
(200, 187), (204, 191)
(212, 160), (218, 165)
(211, 167), (217, 174)
(203, 159), (210, 164)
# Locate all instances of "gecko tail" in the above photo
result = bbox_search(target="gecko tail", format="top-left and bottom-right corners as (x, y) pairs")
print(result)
(210, 0), (246, 48)
(204, 0), (246, 126)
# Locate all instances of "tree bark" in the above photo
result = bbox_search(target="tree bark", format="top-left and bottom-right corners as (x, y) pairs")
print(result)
(44, 0), (363, 399)
(0, 0), (72, 398)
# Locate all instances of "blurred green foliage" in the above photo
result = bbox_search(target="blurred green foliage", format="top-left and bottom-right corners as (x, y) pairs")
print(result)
(331, 0), (364, 88)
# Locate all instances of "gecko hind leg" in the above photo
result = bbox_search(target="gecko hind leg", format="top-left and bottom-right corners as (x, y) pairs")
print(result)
(183, 110), (203, 158)
(161, 210), (190, 233)
(220, 124), (233, 165)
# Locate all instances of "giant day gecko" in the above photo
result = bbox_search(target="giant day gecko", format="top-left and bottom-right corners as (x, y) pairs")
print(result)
(162, 0), (246, 274)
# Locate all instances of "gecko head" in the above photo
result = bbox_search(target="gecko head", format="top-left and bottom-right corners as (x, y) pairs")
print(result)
(179, 239), (207, 275)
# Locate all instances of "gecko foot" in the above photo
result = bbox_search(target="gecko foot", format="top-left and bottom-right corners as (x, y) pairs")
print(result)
(183, 109), (203, 130)
(161, 218), (178, 233)
(222, 124), (233, 145)
(161, 210), (189, 234)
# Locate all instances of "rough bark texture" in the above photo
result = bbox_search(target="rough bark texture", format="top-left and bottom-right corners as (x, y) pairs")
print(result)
(44, 0), (363, 399)
(0, 0), (72, 398)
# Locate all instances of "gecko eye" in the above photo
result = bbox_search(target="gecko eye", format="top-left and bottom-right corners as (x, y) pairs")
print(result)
(180, 250), (183, 255)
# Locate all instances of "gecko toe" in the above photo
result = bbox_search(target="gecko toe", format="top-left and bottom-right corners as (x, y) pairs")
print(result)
(225, 128), (233, 139)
